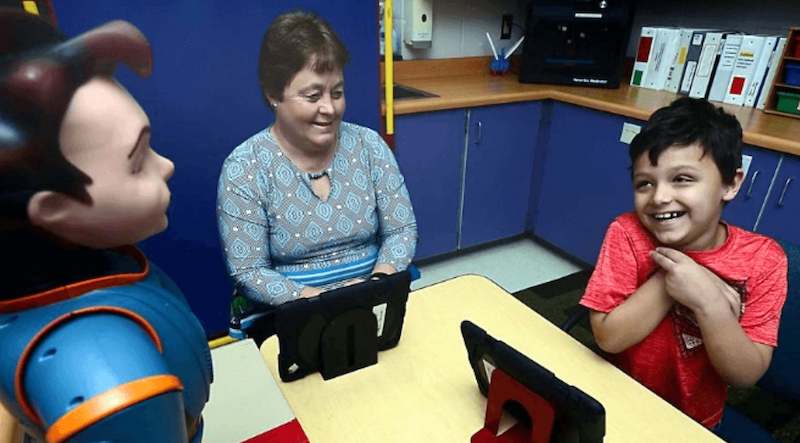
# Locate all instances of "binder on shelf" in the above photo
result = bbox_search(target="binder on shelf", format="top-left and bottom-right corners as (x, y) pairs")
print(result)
(707, 33), (743, 102)
(724, 35), (767, 106)
(745, 36), (779, 107)
(643, 28), (681, 90)
(631, 26), (658, 87)
(689, 31), (727, 99)
(756, 37), (788, 110)
(664, 28), (697, 93)
(679, 30), (712, 95)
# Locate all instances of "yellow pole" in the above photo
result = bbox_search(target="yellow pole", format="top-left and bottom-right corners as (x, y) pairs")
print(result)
(383, 0), (394, 137)
(208, 335), (237, 349)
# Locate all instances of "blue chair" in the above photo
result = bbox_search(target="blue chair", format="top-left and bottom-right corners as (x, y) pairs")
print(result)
(715, 240), (800, 442)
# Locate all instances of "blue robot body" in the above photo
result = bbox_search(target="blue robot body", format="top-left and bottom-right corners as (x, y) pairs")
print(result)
(0, 252), (212, 442)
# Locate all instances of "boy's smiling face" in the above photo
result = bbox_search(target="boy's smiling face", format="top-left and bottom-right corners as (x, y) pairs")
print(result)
(633, 143), (743, 251)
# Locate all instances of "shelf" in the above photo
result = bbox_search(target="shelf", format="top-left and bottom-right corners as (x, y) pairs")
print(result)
(776, 83), (800, 91)
(764, 108), (800, 119)
(763, 29), (800, 121)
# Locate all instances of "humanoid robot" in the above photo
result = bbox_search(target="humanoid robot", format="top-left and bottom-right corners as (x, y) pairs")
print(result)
(0, 10), (212, 442)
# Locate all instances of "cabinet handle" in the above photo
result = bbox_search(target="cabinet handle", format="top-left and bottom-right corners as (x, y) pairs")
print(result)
(746, 170), (760, 197)
(475, 121), (482, 145)
(778, 177), (794, 207)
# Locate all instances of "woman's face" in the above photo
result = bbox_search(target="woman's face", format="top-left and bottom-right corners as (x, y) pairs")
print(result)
(273, 64), (345, 154)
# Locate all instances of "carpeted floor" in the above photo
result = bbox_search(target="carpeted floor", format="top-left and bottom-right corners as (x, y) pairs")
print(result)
(512, 271), (800, 443)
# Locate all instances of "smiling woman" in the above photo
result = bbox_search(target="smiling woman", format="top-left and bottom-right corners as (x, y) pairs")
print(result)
(217, 11), (418, 335)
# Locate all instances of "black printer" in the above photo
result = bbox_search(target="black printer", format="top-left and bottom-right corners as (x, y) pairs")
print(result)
(518, 0), (634, 88)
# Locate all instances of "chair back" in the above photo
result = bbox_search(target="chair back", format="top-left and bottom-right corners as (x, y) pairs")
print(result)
(757, 240), (800, 402)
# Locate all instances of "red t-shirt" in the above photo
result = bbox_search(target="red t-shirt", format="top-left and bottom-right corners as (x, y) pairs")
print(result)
(580, 213), (787, 428)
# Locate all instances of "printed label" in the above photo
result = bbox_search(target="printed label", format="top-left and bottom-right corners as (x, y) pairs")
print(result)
(742, 154), (752, 179)
(692, 34), (704, 45)
(697, 44), (718, 76)
(620, 122), (642, 144)
(373, 303), (387, 337)
(574, 12), (602, 19)
(678, 47), (688, 64)
(681, 61), (697, 91)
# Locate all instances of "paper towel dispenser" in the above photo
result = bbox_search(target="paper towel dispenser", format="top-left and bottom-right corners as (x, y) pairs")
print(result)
(404, 0), (433, 48)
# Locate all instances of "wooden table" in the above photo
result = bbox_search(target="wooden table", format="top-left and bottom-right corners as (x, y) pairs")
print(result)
(260, 275), (722, 442)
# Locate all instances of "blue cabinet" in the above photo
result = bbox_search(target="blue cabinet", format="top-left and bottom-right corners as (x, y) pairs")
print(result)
(461, 102), (541, 248)
(531, 103), (635, 265)
(723, 146), (781, 230)
(395, 102), (542, 259)
(755, 155), (800, 245)
(394, 110), (464, 260)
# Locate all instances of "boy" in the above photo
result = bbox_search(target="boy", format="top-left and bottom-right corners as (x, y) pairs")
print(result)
(580, 97), (787, 428)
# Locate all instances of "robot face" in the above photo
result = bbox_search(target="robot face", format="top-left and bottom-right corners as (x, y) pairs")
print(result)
(29, 77), (175, 248)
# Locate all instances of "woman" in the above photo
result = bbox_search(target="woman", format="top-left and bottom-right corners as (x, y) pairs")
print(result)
(217, 11), (417, 321)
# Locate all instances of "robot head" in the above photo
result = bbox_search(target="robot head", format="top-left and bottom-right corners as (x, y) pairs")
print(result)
(0, 10), (174, 247)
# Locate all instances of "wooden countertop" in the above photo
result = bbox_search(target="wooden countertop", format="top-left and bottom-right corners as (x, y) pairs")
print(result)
(382, 57), (800, 156)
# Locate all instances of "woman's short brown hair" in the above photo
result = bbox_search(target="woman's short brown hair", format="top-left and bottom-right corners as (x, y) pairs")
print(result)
(258, 11), (349, 107)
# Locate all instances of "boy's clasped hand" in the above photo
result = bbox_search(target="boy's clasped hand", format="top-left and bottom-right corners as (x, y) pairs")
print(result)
(650, 247), (742, 319)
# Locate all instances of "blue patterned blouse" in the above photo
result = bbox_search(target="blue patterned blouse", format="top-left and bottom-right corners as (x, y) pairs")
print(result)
(217, 122), (417, 306)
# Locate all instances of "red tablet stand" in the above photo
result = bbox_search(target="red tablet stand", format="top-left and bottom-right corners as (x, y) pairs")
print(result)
(472, 369), (555, 443)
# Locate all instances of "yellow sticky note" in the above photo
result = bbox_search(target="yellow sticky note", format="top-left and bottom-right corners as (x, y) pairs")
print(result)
(22, 1), (40, 15)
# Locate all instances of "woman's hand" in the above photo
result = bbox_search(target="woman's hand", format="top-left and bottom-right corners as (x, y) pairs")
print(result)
(372, 263), (396, 275)
(299, 286), (323, 299)
(341, 277), (365, 287)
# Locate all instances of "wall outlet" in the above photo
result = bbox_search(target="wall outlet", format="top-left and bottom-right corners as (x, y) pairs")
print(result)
(501, 14), (513, 40)
(619, 122), (641, 144)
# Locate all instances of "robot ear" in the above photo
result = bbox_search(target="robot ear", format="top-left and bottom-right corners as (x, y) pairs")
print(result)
(27, 189), (75, 230)
(1, 19), (154, 121)
(59, 20), (153, 78)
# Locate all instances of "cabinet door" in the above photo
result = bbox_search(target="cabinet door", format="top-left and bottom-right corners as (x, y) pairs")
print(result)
(722, 146), (780, 230)
(461, 102), (541, 248)
(394, 110), (464, 260)
(756, 155), (800, 245)
(532, 103), (635, 264)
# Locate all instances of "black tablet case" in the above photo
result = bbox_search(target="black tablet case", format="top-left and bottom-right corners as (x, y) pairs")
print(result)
(275, 271), (411, 381)
(461, 320), (606, 443)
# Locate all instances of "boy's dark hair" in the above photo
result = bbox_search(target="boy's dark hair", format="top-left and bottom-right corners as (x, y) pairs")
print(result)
(258, 11), (349, 109)
(629, 97), (743, 185)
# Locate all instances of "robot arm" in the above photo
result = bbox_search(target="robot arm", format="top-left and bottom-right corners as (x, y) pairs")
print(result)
(16, 308), (191, 443)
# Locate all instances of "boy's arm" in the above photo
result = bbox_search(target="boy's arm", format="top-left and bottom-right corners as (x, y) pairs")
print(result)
(696, 307), (773, 387)
(651, 247), (773, 386)
(590, 271), (674, 353)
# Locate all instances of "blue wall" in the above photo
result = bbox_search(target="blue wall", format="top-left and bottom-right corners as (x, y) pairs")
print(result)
(55, 1), (381, 335)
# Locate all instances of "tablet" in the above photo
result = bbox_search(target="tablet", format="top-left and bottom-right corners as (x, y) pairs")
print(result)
(461, 320), (605, 443)
(275, 270), (411, 381)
